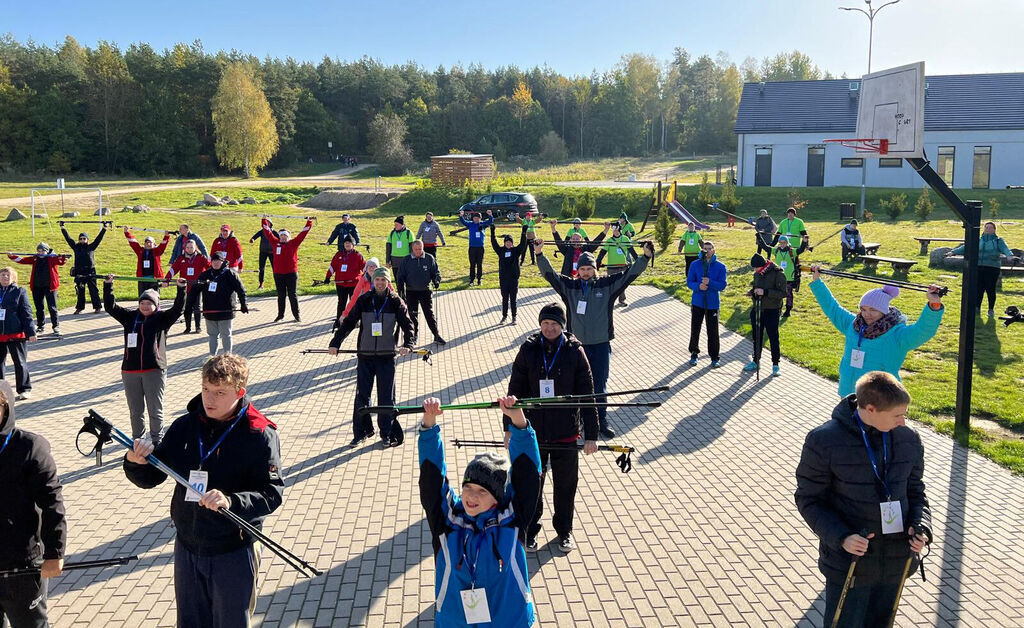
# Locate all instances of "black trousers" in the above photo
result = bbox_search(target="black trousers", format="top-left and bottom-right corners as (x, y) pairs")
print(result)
(823, 579), (899, 627)
(334, 285), (355, 327)
(520, 240), (536, 265)
(424, 244), (439, 260)
(755, 234), (773, 257)
(528, 446), (579, 540)
(977, 265), (1000, 311)
(684, 255), (699, 276)
(257, 250), (273, 285)
(137, 279), (160, 297)
(688, 305), (720, 360)
(74, 273), (101, 310)
(750, 306), (781, 365)
(353, 355), (402, 442)
(273, 272), (299, 318)
(606, 266), (627, 303)
(0, 572), (48, 627)
(842, 243), (866, 261)
(405, 289), (440, 340)
(184, 289), (201, 330)
(0, 340), (31, 393)
(30, 287), (58, 329)
(468, 247), (484, 283)
(499, 278), (519, 318)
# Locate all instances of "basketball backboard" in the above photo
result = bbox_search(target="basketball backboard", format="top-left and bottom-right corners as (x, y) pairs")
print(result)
(854, 61), (925, 158)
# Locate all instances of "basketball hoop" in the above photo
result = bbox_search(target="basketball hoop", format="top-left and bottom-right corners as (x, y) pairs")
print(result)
(823, 138), (889, 155)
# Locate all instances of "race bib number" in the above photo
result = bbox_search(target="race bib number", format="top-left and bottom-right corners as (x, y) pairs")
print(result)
(208, 282), (218, 292)
(539, 379), (555, 398)
(850, 348), (866, 369)
(504, 251), (511, 258)
(395, 240), (403, 249)
(460, 588), (492, 624)
(0, 309), (5, 321)
(185, 470), (209, 503)
(780, 261), (787, 269)
(880, 500), (904, 535)
(186, 268), (194, 276)
(340, 264), (348, 272)
(276, 246), (282, 255)
(576, 301), (587, 315)
(688, 237), (695, 245)
(126, 333), (138, 348)
(143, 260), (151, 269)
(572, 263), (578, 271)
(371, 322), (383, 337)
(617, 248), (624, 256)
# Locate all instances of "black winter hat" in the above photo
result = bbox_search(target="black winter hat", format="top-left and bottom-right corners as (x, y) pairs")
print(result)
(503, 234), (514, 243)
(750, 253), (767, 269)
(463, 452), (510, 503)
(342, 234), (354, 243)
(577, 252), (596, 268)
(395, 215), (405, 225)
(211, 251), (227, 261)
(538, 302), (566, 327)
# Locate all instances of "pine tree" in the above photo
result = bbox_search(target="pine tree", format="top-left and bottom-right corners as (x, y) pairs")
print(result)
(654, 203), (675, 251)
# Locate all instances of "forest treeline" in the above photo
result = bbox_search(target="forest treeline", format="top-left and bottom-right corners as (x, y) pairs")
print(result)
(0, 35), (831, 176)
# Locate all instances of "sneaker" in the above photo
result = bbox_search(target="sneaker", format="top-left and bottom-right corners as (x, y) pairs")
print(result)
(988, 309), (995, 317)
(15, 391), (32, 401)
(273, 315), (284, 322)
(743, 361), (758, 372)
(620, 300), (628, 307)
(772, 364), (781, 377)
(525, 537), (539, 552)
(599, 426), (616, 439)
(73, 309), (83, 315)
(782, 309), (791, 318)
(184, 327), (192, 334)
(688, 356), (698, 366)
(499, 316), (507, 324)
(511, 317), (517, 325)
(257, 283), (264, 290)
(433, 336), (447, 345)
(387, 438), (402, 448)
(349, 433), (370, 447)
(710, 360), (721, 368)
(93, 307), (103, 313)
(52, 327), (61, 336)
(558, 534), (576, 553)
(294, 316), (302, 323)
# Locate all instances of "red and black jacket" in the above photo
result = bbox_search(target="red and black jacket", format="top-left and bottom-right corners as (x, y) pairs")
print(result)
(8, 254), (67, 290)
(326, 249), (365, 287)
(103, 283), (185, 371)
(125, 230), (171, 278)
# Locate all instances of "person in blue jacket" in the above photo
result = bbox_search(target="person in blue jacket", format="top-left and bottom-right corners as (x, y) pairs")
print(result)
(686, 241), (727, 367)
(945, 221), (1017, 317)
(458, 209), (494, 285)
(809, 265), (944, 397)
(418, 395), (541, 628)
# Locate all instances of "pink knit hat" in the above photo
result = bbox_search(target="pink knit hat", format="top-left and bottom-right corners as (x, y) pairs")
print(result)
(859, 285), (900, 312)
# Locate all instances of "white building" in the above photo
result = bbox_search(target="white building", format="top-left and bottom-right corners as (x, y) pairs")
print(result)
(734, 73), (1024, 190)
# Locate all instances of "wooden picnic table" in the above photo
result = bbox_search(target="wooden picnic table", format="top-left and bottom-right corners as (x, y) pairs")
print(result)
(913, 236), (963, 255)
(860, 255), (918, 275)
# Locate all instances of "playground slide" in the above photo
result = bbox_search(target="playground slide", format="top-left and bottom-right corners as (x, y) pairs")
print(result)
(667, 200), (711, 230)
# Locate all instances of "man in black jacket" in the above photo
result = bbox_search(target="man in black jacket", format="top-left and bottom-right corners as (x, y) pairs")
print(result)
(505, 302), (597, 554)
(60, 221), (107, 313)
(248, 219), (277, 290)
(394, 240), (445, 345)
(0, 380), (66, 628)
(124, 354), (283, 628)
(186, 252), (249, 356)
(329, 268), (415, 447)
(795, 371), (932, 627)
(326, 213), (361, 250)
(490, 224), (528, 324)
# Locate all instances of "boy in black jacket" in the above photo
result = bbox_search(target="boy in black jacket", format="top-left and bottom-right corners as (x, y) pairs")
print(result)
(0, 380), (66, 628)
(124, 354), (283, 628)
(329, 267), (415, 447)
(795, 371), (932, 627)
(505, 302), (597, 554)
(186, 252), (249, 356)
(490, 224), (528, 324)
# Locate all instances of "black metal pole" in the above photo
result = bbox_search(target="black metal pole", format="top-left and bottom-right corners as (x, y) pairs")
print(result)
(905, 158), (979, 443)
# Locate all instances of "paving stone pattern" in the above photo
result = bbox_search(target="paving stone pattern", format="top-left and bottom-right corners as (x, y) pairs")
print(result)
(11, 286), (1023, 626)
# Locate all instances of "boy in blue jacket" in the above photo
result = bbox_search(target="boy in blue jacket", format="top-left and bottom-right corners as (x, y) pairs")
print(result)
(458, 209), (495, 285)
(686, 241), (728, 367)
(419, 396), (542, 627)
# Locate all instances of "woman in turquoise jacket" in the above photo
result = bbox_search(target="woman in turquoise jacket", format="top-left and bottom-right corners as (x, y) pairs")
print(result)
(945, 221), (1017, 316)
(809, 266), (944, 396)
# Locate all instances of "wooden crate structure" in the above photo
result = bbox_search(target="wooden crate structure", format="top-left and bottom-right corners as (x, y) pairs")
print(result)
(430, 154), (495, 186)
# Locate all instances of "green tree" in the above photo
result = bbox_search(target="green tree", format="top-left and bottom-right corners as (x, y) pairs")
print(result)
(913, 187), (935, 221)
(538, 130), (568, 162)
(717, 177), (741, 216)
(654, 203), (675, 251)
(367, 107), (413, 174)
(212, 63), (279, 177)
(988, 197), (1000, 218)
(697, 172), (714, 216)
(881, 193), (907, 221)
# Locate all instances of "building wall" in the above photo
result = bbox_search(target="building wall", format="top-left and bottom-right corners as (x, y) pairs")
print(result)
(736, 130), (1024, 189)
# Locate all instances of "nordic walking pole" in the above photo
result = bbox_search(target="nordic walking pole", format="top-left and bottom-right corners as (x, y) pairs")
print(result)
(832, 529), (870, 628)
(453, 439), (637, 473)
(800, 265), (950, 297)
(301, 347), (434, 365)
(707, 203), (755, 226)
(352, 386), (670, 416)
(0, 556), (138, 579)
(753, 296), (762, 382)
(887, 527), (928, 627)
(78, 410), (322, 577)
(261, 214), (317, 221)
(807, 226), (846, 252)
(357, 401), (661, 416)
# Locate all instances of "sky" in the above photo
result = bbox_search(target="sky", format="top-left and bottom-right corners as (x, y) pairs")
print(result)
(2, 0), (1022, 79)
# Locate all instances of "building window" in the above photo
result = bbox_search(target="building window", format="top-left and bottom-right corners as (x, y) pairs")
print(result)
(937, 146), (955, 187)
(973, 146), (991, 189)
(841, 158), (864, 168)
(879, 158), (902, 168)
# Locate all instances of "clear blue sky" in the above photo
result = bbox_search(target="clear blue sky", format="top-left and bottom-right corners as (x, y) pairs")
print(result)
(3, 0), (1020, 79)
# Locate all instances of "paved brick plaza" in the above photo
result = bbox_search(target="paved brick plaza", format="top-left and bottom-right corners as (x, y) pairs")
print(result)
(12, 286), (1023, 626)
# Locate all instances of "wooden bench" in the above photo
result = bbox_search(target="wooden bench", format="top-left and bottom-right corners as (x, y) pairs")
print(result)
(862, 242), (881, 255)
(913, 236), (963, 255)
(860, 255), (918, 274)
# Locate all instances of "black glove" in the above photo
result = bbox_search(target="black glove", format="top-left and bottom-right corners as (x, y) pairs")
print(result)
(240, 304), (249, 314)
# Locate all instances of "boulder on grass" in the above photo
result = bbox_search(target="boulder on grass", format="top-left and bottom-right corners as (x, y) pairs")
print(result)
(61, 211), (80, 218)
(94, 207), (111, 216)
(132, 204), (150, 213)
(242, 196), (257, 204)
(5, 208), (27, 221)
(203, 193), (223, 206)
(226, 199), (239, 205)
(259, 199), (271, 204)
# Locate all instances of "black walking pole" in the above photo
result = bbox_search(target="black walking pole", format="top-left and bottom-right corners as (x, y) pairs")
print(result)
(453, 439), (637, 474)
(753, 296), (762, 382)
(0, 556), (138, 579)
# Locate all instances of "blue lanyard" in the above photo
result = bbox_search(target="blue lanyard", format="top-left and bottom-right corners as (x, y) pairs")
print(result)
(542, 334), (564, 378)
(0, 431), (12, 455)
(581, 279), (590, 300)
(198, 403), (248, 467)
(132, 313), (143, 333)
(854, 411), (891, 499)
(0, 286), (8, 303)
(461, 518), (497, 587)
(371, 295), (387, 321)
(857, 326), (865, 348)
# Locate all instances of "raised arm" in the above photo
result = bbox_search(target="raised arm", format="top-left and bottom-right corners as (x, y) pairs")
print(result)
(809, 277), (855, 332)
(60, 226), (75, 248)
(290, 220), (314, 247)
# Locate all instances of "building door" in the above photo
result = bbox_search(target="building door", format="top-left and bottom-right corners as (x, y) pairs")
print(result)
(807, 146), (825, 187)
(754, 148), (772, 187)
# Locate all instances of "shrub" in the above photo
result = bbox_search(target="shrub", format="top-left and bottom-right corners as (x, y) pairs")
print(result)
(717, 177), (741, 216)
(654, 203), (675, 251)
(913, 187), (935, 221)
(560, 196), (575, 219)
(863, 211), (874, 222)
(537, 131), (568, 163)
(988, 197), (1000, 218)
(576, 191), (595, 220)
(697, 172), (714, 217)
(880, 192), (907, 221)
(786, 188), (808, 211)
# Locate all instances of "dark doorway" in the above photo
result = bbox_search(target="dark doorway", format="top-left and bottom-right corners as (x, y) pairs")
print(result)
(807, 146), (825, 186)
(755, 147), (772, 187)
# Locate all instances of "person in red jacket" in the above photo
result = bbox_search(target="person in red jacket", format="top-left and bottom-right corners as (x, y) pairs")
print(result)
(210, 224), (244, 270)
(262, 216), (314, 322)
(166, 240), (211, 334)
(342, 257), (380, 319)
(124, 227), (172, 297)
(8, 244), (68, 336)
(325, 236), (365, 330)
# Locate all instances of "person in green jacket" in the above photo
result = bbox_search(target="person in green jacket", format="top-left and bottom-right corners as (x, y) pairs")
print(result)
(617, 213), (637, 239)
(385, 216), (414, 296)
(945, 221), (1018, 317)
(677, 222), (704, 274)
(565, 218), (589, 241)
(595, 223), (639, 306)
(516, 211), (541, 265)
(772, 236), (802, 317)
(774, 207), (809, 250)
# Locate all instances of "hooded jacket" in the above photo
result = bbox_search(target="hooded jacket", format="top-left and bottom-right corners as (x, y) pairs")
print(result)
(211, 233), (245, 270)
(0, 283), (35, 341)
(537, 252), (649, 345)
(491, 225), (528, 284)
(396, 251), (441, 293)
(104, 283), (185, 371)
(458, 215), (495, 248)
(0, 383), (66, 570)
(331, 287), (415, 356)
(754, 215), (777, 239)
(551, 231), (606, 277)
(8, 254), (67, 291)
(61, 226), (106, 274)
(170, 231), (209, 264)
(125, 230), (170, 278)
(124, 394), (283, 557)
(686, 251), (727, 310)
(795, 395), (931, 584)
(186, 266), (248, 322)
(326, 249), (366, 287)
(949, 234), (1014, 269)
(810, 279), (943, 396)
(419, 422), (541, 628)
(751, 262), (788, 310)
(841, 226), (863, 250)
(506, 332), (598, 442)
(263, 219), (312, 275)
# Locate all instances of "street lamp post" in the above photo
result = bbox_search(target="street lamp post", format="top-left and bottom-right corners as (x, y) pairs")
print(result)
(840, 0), (902, 217)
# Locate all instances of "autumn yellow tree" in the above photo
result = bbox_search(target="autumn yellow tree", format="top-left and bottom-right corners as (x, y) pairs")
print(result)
(511, 80), (534, 129)
(212, 63), (279, 177)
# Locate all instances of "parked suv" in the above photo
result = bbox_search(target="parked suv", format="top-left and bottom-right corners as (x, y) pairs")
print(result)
(458, 192), (538, 219)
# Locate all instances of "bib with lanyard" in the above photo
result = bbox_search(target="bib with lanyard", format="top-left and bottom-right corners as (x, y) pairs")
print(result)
(0, 430), (12, 456)
(577, 280), (590, 315)
(127, 313), (143, 348)
(458, 518), (498, 623)
(187, 404), (248, 503)
(850, 327), (867, 369)
(0, 285), (8, 321)
(854, 410), (903, 534)
(539, 335), (564, 398)
(370, 295), (387, 337)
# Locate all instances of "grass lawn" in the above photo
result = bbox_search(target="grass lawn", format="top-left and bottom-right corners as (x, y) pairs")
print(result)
(2, 181), (1022, 472)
